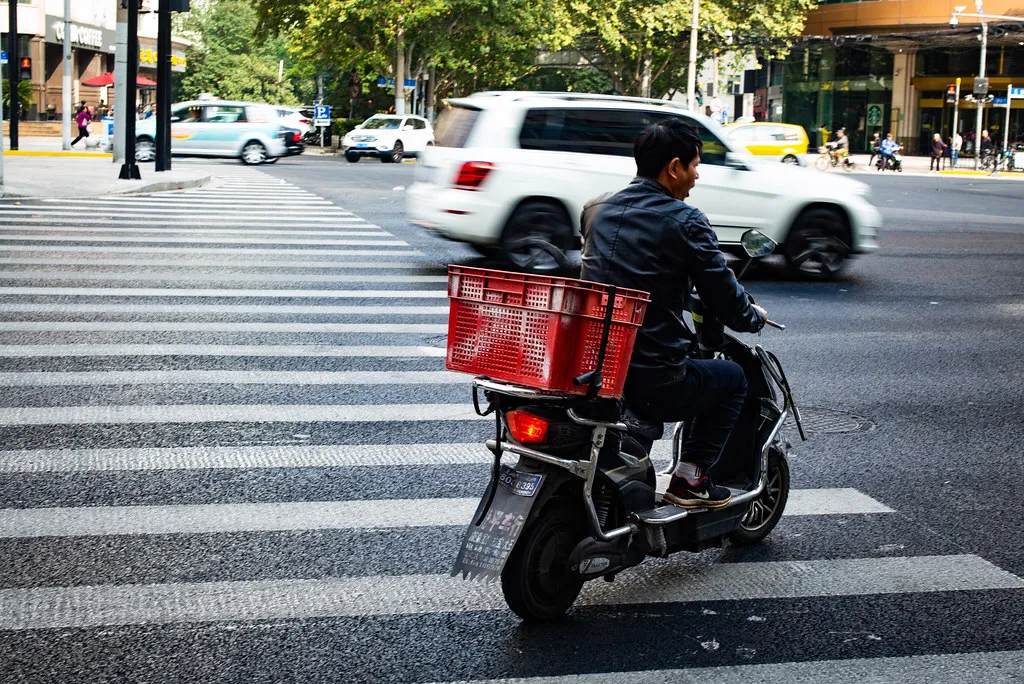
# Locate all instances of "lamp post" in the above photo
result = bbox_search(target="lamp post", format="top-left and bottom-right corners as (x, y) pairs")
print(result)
(951, 2), (1024, 170)
(686, 0), (698, 111)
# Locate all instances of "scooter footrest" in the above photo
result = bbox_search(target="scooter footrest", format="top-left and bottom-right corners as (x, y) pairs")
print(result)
(634, 505), (697, 525)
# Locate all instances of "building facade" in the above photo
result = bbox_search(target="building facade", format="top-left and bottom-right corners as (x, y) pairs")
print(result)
(754, 0), (1024, 155)
(1, 0), (187, 120)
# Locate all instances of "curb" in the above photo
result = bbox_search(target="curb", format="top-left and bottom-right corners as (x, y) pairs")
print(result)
(4, 150), (112, 158)
(0, 173), (212, 199)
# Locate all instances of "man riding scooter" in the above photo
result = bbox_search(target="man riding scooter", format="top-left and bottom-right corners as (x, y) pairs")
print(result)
(878, 133), (903, 171)
(580, 119), (766, 508)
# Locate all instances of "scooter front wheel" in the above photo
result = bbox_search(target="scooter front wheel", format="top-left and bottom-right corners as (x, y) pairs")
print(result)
(501, 502), (586, 622)
(729, 447), (790, 546)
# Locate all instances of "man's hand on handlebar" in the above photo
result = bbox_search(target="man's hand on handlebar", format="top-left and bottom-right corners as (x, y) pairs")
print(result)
(753, 304), (768, 321)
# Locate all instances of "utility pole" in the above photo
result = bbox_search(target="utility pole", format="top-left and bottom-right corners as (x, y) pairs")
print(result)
(8, 0), (19, 150)
(1, 58), (5, 185)
(119, 0), (141, 180)
(155, 0), (172, 171)
(975, 16), (987, 171)
(686, 0), (699, 111)
(952, 77), (961, 161)
(62, 0), (71, 150)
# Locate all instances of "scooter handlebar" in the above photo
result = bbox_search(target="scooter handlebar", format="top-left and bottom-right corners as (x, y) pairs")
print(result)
(765, 319), (786, 330)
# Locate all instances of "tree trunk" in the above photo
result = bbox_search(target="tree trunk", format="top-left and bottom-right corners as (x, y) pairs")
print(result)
(426, 65), (435, 121)
(640, 49), (652, 98)
(395, 23), (407, 115)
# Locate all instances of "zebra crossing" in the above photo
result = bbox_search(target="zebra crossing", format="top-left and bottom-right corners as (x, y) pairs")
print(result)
(1, 168), (1022, 682)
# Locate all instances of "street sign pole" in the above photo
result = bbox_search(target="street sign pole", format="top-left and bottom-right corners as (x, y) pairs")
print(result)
(118, 0), (141, 180)
(9, 0), (19, 151)
(62, 0), (71, 151)
(975, 18), (988, 171)
(155, 0), (172, 171)
(1003, 83), (1013, 156)
(952, 78), (961, 163)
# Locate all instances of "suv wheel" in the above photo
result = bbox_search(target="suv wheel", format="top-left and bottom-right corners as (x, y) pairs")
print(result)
(135, 137), (156, 162)
(381, 141), (404, 163)
(241, 141), (268, 165)
(785, 207), (851, 280)
(345, 151), (360, 163)
(501, 200), (573, 273)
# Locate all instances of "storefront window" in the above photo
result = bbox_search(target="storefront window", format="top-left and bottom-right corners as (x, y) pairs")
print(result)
(916, 46), (1024, 77)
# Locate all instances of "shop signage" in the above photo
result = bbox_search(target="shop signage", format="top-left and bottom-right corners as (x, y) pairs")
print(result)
(139, 48), (187, 69)
(47, 17), (117, 53)
(867, 104), (883, 127)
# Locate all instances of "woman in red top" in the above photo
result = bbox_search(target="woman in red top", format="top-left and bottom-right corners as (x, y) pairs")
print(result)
(71, 104), (92, 147)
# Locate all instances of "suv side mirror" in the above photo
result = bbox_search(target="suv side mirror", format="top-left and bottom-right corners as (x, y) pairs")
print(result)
(724, 152), (750, 170)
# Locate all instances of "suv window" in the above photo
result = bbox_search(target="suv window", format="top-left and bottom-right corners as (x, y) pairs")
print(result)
(688, 121), (729, 166)
(519, 108), (677, 156)
(435, 105), (481, 147)
(204, 105), (247, 124)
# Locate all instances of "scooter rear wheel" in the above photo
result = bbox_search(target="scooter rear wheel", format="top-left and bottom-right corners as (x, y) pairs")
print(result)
(501, 502), (585, 622)
(729, 448), (790, 546)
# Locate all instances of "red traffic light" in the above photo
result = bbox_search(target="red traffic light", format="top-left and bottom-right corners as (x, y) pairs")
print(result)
(19, 57), (30, 69)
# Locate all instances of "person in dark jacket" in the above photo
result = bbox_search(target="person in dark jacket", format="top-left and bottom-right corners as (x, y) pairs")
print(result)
(930, 133), (946, 172)
(580, 119), (767, 508)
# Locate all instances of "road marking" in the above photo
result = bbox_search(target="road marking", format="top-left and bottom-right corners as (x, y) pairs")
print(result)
(1, 555), (1019, 629)
(0, 258), (433, 269)
(0, 235), (408, 246)
(0, 303), (449, 315)
(0, 369), (459, 386)
(0, 208), (360, 219)
(0, 287), (444, 298)
(41, 197), (337, 207)
(0, 489), (894, 538)
(0, 272), (448, 284)
(0, 246), (422, 257)
(0, 403), (481, 425)
(424, 651), (1024, 684)
(0, 321), (448, 333)
(0, 227), (385, 237)
(0, 344), (445, 361)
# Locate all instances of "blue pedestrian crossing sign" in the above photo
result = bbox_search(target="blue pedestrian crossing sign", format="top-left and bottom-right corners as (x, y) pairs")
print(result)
(313, 105), (330, 124)
(0, 51), (7, 64)
(1010, 87), (1024, 98)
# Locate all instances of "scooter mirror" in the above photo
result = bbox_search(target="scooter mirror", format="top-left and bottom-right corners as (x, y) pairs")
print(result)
(740, 230), (778, 259)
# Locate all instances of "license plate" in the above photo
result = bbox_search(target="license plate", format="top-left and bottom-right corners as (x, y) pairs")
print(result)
(355, 144), (369, 149)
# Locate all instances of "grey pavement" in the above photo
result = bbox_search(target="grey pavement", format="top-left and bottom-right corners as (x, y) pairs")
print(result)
(1, 158), (1024, 682)
(0, 153), (214, 199)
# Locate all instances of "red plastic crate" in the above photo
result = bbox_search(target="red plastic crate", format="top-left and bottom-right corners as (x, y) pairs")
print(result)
(446, 265), (650, 398)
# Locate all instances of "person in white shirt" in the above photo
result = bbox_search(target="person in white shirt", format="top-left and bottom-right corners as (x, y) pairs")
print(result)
(952, 132), (963, 168)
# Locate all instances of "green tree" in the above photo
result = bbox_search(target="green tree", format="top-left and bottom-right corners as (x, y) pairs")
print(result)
(566, 0), (817, 97)
(174, 0), (298, 104)
(2, 80), (33, 115)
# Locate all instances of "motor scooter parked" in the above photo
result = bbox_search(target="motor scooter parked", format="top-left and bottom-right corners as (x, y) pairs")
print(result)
(449, 231), (806, 621)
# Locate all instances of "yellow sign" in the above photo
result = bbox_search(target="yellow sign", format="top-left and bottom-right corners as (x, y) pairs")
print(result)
(139, 48), (186, 67)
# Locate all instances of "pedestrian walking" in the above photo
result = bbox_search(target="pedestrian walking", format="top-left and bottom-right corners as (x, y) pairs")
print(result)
(868, 131), (882, 167)
(952, 132), (963, 168)
(930, 133), (946, 172)
(70, 103), (92, 147)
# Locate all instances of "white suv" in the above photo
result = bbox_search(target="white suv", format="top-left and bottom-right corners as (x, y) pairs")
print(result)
(342, 114), (435, 164)
(407, 92), (881, 277)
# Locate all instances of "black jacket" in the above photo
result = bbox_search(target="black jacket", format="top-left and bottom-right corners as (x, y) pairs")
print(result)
(580, 177), (765, 381)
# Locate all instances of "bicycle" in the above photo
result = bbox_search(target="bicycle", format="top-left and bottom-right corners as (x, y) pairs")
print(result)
(815, 142), (854, 172)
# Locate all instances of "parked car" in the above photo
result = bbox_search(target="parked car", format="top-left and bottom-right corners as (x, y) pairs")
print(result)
(407, 92), (879, 278)
(135, 100), (288, 165)
(722, 122), (809, 164)
(342, 114), (435, 163)
(276, 107), (312, 136)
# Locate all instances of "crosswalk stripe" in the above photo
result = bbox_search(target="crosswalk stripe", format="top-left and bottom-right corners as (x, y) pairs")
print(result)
(0, 246), (423, 256)
(0, 235), (407, 246)
(0, 207), (359, 218)
(0, 303), (449, 315)
(0, 258), (432, 269)
(2, 555), (1018, 629)
(0, 403), (481, 425)
(0, 370), (457, 386)
(0, 489), (894, 538)
(0, 287), (444, 298)
(0, 272), (448, 284)
(0, 226), (385, 238)
(0, 344), (445, 360)
(40, 197), (337, 206)
(424, 651), (1024, 684)
(1, 321), (448, 333)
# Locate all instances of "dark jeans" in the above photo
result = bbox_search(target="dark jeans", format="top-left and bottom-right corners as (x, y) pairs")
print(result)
(625, 359), (747, 471)
(71, 126), (90, 146)
(930, 155), (942, 171)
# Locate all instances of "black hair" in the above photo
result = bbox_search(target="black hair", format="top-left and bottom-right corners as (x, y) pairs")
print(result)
(634, 118), (703, 179)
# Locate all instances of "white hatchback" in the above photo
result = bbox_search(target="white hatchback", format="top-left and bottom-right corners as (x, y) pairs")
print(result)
(407, 92), (881, 278)
(342, 114), (435, 164)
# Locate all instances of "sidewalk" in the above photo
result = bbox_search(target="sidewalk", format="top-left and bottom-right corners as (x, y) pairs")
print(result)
(0, 138), (213, 199)
(798, 151), (1024, 179)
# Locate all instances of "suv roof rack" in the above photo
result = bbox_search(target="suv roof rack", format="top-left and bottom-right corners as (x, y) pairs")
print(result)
(465, 90), (691, 110)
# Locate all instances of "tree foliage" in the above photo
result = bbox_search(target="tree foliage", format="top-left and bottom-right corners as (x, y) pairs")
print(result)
(174, 0), (298, 104)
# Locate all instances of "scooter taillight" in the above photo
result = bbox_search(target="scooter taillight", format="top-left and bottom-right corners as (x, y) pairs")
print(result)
(505, 410), (549, 445)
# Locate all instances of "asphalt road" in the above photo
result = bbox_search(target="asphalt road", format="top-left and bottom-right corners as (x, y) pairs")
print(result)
(1, 155), (1023, 682)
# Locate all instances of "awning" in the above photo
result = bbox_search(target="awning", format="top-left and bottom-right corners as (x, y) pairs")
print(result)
(81, 72), (157, 88)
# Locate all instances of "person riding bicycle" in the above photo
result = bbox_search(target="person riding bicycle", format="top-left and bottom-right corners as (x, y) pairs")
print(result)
(879, 133), (902, 169)
(980, 130), (995, 167)
(580, 119), (767, 508)
(833, 128), (851, 166)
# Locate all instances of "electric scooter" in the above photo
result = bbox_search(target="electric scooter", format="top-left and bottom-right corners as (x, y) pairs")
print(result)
(451, 230), (806, 621)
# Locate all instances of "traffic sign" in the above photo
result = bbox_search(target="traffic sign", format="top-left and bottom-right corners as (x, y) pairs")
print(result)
(1010, 87), (1024, 97)
(376, 77), (417, 88)
(0, 51), (7, 64)
(993, 97), (1008, 105)
(313, 104), (330, 126)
